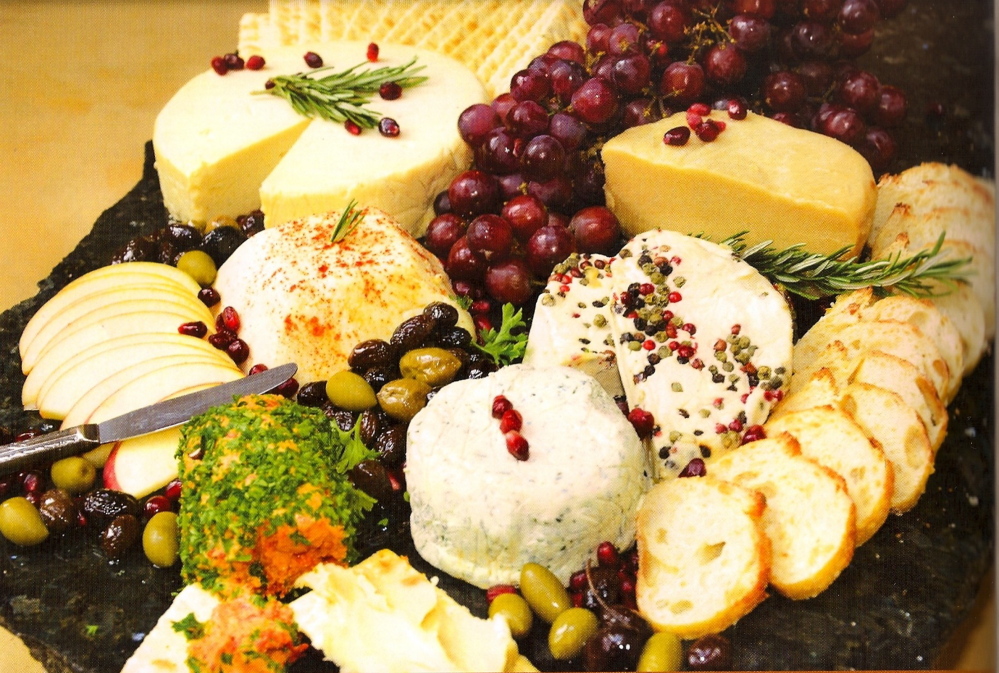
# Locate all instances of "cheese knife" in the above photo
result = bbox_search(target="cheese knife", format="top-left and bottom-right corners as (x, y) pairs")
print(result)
(0, 362), (297, 476)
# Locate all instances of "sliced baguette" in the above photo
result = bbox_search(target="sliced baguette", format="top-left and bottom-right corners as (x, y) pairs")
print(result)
(771, 367), (841, 422)
(764, 406), (892, 545)
(709, 434), (856, 600)
(636, 476), (770, 638)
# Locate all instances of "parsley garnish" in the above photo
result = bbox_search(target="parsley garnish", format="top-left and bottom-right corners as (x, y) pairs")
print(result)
(172, 612), (206, 641)
(331, 200), (364, 243)
(83, 624), (99, 637)
(474, 303), (527, 366)
(332, 416), (379, 474)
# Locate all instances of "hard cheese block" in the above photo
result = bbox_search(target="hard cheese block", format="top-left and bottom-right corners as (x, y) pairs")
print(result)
(602, 111), (877, 257)
(155, 42), (486, 235)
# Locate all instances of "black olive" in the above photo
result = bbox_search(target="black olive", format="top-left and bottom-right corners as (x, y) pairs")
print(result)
(581, 566), (620, 611)
(240, 210), (266, 237)
(159, 224), (202, 250)
(390, 314), (435, 352)
(362, 366), (396, 393)
(82, 489), (140, 527)
(599, 604), (652, 642)
(437, 326), (473, 349)
(374, 425), (407, 467)
(358, 409), (382, 445)
(423, 302), (460, 330)
(466, 360), (497, 379)
(348, 339), (396, 370)
(323, 406), (357, 432)
(583, 625), (643, 672)
(157, 240), (180, 265)
(348, 459), (392, 501)
(201, 225), (247, 267)
(101, 514), (141, 560)
(687, 633), (733, 671)
(111, 237), (156, 263)
(37, 489), (77, 534)
(296, 381), (329, 407)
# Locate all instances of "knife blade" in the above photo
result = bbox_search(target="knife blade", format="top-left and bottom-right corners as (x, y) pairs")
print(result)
(0, 362), (297, 476)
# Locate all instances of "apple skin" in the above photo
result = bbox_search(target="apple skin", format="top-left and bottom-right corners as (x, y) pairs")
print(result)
(103, 428), (183, 497)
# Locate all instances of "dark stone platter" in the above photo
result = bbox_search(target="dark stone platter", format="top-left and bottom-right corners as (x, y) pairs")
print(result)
(0, 0), (994, 670)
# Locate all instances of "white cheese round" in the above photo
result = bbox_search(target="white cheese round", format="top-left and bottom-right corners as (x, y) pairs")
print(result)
(406, 364), (651, 589)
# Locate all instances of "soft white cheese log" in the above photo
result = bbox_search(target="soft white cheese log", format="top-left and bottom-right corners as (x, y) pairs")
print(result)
(121, 584), (219, 673)
(523, 253), (624, 398)
(260, 41), (487, 235)
(406, 364), (651, 588)
(213, 207), (472, 383)
(608, 230), (793, 480)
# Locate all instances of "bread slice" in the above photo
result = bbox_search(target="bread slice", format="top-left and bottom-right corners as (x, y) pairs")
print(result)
(772, 367), (841, 422)
(791, 288), (876, 375)
(872, 206), (996, 265)
(635, 475), (770, 639)
(709, 434), (856, 600)
(765, 406), (892, 545)
(839, 382), (935, 513)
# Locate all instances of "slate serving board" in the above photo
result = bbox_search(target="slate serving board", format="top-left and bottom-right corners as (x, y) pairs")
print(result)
(0, 0), (994, 670)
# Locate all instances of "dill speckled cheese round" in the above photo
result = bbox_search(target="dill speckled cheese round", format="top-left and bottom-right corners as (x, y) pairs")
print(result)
(405, 364), (652, 589)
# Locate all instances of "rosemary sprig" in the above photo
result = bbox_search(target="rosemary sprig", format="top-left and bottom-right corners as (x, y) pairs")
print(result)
(331, 200), (364, 243)
(715, 231), (972, 300)
(257, 57), (427, 127)
(475, 303), (528, 366)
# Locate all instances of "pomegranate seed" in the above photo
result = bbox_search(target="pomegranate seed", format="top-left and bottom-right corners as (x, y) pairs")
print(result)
(25, 491), (41, 507)
(694, 119), (722, 142)
(470, 299), (492, 315)
(245, 54), (265, 71)
(597, 541), (620, 567)
(198, 287), (221, 307)
(367, 42), (380, 61)
(208, 331), (235, 350)
(275, 377), (300, 398)
(486, 584), (517, 603)
(569, 570), (588, 592)
(679, 458), (707, 477)
(378, 117), (400, 137)
(217, 306), (240, 332)
(499, 409), (523, 433)
(728, 419), (744, 432)
(164, 479), (183, 501)
(76, 511), (88, 527)
(474, 314), (493, 335)
(264, 79), (276, 90)
(663, 126), (691, 146)
(686, 111), (703, 128)
(210, 56), (228, 75)
(505, 431), (529, 460)
(304, 51), (323, 67)
(741, 425), (766, 444)
(688, 102), (711, 116)
(627, 408), (655, 438)
(386, 467), (406, 492)
(226, 338), (250, 365)
(492, 395), (513, 419)
(223, 52), (244, 70)
(727, 98), (748, 119)
(248, 363), (269, 375)
(15, 430), (40, 441)
(21, 470), (43, 494)
(379, 81), (402, 100)
(178, 321), (208, 338)
(344, 120), (362, 135)
(571, 591), (585, 608)
(143, 495), (172, 519)
(620, 577), (636, 595)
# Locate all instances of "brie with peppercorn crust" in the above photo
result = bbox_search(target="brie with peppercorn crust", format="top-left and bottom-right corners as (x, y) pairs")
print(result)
(406, 364), (651, 589)
(154, 41), (486, 235)
(608, 230), (794, 480)
(212, 207), (472, 382)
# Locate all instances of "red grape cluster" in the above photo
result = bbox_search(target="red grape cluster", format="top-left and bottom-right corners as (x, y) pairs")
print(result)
(428, 0), (909, 309)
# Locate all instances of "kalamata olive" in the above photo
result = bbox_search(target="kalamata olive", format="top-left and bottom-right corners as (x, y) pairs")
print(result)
(362, 366), (396, 393)
(101, 513), (141, 559)
(157, 240), (180, 265)
(358, 409), (382, 445)
(159, 224), (202, 250)
(390, 314), (435, 351)
(520, 562), (572, 623)
(599, 604), (652, 641)
(637, 631), (684, 671)
(0, 497), (49, 546)
(466, 359), (498, 379)
(549, 607), (599, 660)
(37, 489), (77, 533)
(82, 489), (140, 527)
(348, 339), (396, 370)
(686, 633), (733, 670)
(49, 456), (96, 494)
(581, 565), (621, 610)
(323, 406), (357, 433)
(489, 593), (534, 639)
(376, 378), (432, 422)
(142, 511), (179, 567)
(200, 225), (246, 267)
(374, 424), (407, 467)
(424, 301), (460, 330)
(348, 459), (393, 501)
(399, 348), (463, 387)
(583, 625), (643, 672)
(437, 326), (473, 349)
(239, 210), (266, 237)
(111, 237), (156, 263)
(296, 380), (329, 407)
(175, 250), (218, 287)
(326, 371), (378, 411)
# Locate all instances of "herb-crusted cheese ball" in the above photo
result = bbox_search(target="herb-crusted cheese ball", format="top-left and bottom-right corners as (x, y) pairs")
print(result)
(177, 394), (374, 599)
(406, 364), (652, 589)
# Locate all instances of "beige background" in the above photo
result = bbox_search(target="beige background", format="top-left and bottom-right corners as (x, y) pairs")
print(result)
(0, 1), (993, 671)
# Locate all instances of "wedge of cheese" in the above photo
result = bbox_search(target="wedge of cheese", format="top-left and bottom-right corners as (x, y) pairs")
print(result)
(154, 41), (486, 235)
(121, 583), (220, 673)
(212, 207), (472, 383)
(602, 111), (877, 257)
(291, 550), (532, 673)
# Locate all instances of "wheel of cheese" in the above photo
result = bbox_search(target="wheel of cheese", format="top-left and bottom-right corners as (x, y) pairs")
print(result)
(405, 364), (652, 589)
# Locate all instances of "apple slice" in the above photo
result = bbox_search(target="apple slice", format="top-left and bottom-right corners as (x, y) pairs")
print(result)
(23, 296), (213, 371)
(20, 261), (201, 351)
(37, 343), (235, 418)
(57, 353), (239, 424)
(23, 332), (221, 408)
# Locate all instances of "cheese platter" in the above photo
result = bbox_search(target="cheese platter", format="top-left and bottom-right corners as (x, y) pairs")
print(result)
(0, 0), (994, 671)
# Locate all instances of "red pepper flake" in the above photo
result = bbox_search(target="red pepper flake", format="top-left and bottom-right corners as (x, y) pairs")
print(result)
(764, 390), (776, 401)
(713, 398), (724, 409)
(740, 393), (750, 403)
(559, 284), (570, 293)
(671, 256), (682, 265)
(691, 358), (704, 370)
(715, 423), (728, 434)
(367, 42), (380, 61)
(662, 310), (674, 322)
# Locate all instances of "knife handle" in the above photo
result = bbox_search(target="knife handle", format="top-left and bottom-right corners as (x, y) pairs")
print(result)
(0, 426), (101, 476)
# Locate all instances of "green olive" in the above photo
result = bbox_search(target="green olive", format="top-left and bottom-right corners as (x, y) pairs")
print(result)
(488, 592), (534, 639)
(50, 456), (97, 494)
(142, 511), (179, 567)
(326, 371), (377, 411)
(0, 497), (49, 546)
(636, 631), (684, 672)
(398, 347), (463, 387)
(176, 249), (217, 287)
(520, 562), (572, 624)
(548, 607), (599, 660)
(376, 378), (432, 422)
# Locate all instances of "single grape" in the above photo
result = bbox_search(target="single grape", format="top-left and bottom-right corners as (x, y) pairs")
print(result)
(838, 0), (880, 34)
(622, 0), (658, 21)
(525, 225), (577, 278)
(446, 236), (488, 281)
(648, 2), (690, 43)
(763, 70), (807, 112)
(584, 0), (625, 26)
(424, 213), (466, 258)
(727, 0), (776, 18)
(474, 128), (520, 175)
(549, 111), (589, 151)
(858, 126), (897, 173)
(791, 20), (838, 60)
(836, 69), (880, 113)
(528, 53), (560, 79)
(871, 84), (907, 127)
(704, 43), (748, 86)
(608, 21), (643, 56)
(819, 106), (866, 145)
(612, 53), (652, 94)
(497, 173), (526, 200)
(492, 93), (518, 126)
(506, 100), (550, 138)
(502, 194), (549, 242)
(587, 23), (614, 53)
(573, 158), (607, 206)
(728, 14), (771, 53)
(520, 135), (567, 183)
(485, 258), (535, 306)
(448, 170), (502, 218)
(838, 27), (875, 57)
(527, 175), (574, 211)
(550, 59), (589, 105)
(659, 62), (705, 106)
(570, 77), (620, 125)
(466, 214), (515, 261)
(433, 190), (451, 215)
(623, 98), (660, 127)
(458, 104), (501, 147)
(796, 60), (834, 96)
(592, 53), (619, 81)
(801, 0), (843, 22)
(569, 206), (622, 254)
(510, 69), (551, 103)
(549, 40), (586, 64)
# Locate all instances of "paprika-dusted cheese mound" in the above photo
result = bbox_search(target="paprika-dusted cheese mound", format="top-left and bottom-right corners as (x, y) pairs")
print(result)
(213, 207), (472, 383)
(602, 111), (877, 257)
(406, 364), (651, 589)
(154, 41), (486, 234)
